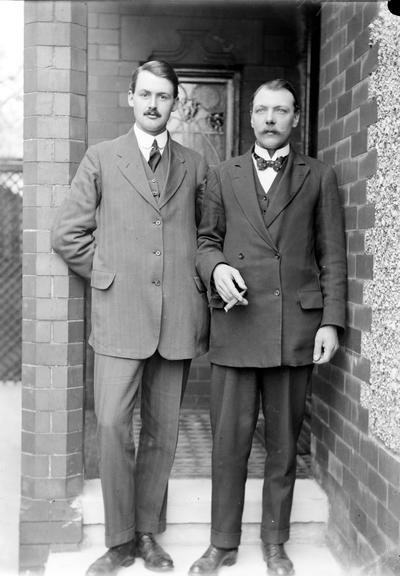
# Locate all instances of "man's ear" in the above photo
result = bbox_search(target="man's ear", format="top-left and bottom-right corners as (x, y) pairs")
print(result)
(292, 111), (300, 128)
(128, 90), (134, 108)
(172, 96), (179, 112)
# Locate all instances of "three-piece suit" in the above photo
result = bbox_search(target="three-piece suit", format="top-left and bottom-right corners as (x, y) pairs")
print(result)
(196, 147), (347, 547)
(52, 128), (209, 547)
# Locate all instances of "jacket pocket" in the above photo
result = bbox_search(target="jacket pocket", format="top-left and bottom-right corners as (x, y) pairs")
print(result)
(298, 290), (323, 309)
(90, 269), (116, 290)
(193, 275), (207, 294)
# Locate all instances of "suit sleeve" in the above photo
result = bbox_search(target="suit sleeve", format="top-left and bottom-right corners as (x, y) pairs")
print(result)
(196, 165), (228, 292)
(315, 165), (347, 330)
(51, 146), (101, 281)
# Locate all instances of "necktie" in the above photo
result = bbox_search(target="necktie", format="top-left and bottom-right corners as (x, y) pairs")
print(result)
(253, 152), (285, 172)
(148, 139), (161, 172)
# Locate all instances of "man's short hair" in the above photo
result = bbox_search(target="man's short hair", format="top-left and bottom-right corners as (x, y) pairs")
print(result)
(129, 60), (179, 99)
(250, 79), (300, 113)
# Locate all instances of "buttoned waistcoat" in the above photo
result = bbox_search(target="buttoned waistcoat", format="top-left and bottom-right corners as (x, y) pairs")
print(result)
(196, 148), (347, 367)
(52, 128), (209, 360)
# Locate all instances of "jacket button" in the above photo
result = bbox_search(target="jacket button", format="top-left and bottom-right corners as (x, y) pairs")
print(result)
(238, 252), (244, 259)
(275, 253), (280, 259)
(154, 219), (161, 226)
(274, 289), (280, 296)
(154, 250), (161, 256)
(153, 280), (161, 286)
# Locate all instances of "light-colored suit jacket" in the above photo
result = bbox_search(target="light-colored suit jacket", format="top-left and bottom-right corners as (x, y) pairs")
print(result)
(52, 128), (209, 360)
(196, 148), (347, 368)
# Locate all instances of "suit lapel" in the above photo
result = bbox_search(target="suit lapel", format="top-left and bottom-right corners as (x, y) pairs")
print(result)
(158, 139), (186, 209)
(263, 151), (310, 228)
(229, 151), (277, 251)
(116, 128), (159, 210)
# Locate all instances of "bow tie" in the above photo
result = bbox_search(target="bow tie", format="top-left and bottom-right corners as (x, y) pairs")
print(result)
(253, 152), (286, 172)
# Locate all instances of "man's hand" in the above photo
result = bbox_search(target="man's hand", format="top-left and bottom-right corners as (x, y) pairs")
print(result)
(313, 325), (339, 364)
(213, 264), (248, 308)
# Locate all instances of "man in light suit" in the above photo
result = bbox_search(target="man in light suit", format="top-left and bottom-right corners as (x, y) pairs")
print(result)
(189, 79), (346, 576)
(52, 60), (209, 575)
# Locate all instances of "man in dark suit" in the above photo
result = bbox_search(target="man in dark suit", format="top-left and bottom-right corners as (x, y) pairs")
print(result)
(52, 60), (209, 575)
(189, 79), (346, 576)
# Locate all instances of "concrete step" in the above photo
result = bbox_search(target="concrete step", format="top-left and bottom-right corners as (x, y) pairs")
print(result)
(45, 522), (344, 576)
(82, 478), (329, 526)
(44, 478), (344, 576)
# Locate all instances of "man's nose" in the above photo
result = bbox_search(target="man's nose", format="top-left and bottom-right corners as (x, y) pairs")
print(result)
(265, 111), (275, 124)
(149, 94), (157, 108)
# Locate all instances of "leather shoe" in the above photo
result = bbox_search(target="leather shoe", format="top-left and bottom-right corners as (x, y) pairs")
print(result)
(85, 539), (135, 575)
(262, 543), (294, 576)
(188, 545), (238, 575)
(135, 532), (174, 572)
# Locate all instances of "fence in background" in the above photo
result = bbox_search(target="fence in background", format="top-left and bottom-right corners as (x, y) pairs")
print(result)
(0, 160), (22, 381)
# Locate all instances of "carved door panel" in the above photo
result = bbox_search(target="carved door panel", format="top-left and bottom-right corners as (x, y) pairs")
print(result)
(168, 72), (239, 165)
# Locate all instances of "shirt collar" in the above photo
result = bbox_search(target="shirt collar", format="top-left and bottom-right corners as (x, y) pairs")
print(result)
(134, 123), (168, 151)
(254, 143), (290, 161)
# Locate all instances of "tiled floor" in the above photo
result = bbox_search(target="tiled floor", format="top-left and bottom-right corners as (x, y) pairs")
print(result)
(85, 409), (312, 480)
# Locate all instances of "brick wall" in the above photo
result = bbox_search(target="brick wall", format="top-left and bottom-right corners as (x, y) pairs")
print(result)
(313, 2), (400, 573)
(21, 1), (88, 569)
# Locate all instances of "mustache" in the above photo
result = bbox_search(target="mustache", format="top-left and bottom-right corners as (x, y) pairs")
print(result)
(144, 108), (161, 118)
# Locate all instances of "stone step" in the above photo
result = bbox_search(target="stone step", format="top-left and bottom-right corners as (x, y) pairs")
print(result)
(82, 478), (329, 527)
(45, 523), (344, 576)
(44, 478), (344, 576)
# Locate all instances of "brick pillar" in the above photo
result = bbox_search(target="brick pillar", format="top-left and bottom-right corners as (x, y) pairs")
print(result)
(21, 1), (88, 570)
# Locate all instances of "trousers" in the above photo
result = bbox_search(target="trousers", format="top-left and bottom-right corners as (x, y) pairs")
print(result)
(209, 364), (313, 548)
(94, 351), (190, 547)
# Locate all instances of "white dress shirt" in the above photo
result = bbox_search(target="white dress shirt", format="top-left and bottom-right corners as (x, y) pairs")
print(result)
(134, 123), (168, 161)
(252, 143), (290, 194)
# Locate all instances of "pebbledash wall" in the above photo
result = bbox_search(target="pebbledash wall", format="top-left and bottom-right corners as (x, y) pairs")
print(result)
(313, 2), (400, 573)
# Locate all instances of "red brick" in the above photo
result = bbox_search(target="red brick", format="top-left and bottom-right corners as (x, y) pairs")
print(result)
(322, 147), (335, 166)
(357, 203), (375, 229)
(21, 453), (50, 478)
(352, 355), (371, 383)
(351, 403), (369, 434)
(19, 544), (50, 570)
(343, 421), (360, 451)
(347, 13), (363, 41)
(378, 449), (400, 487)
(354, 28), (372, 60)
(360, 436), (378, 469)
(342, 159), (358, 184)
(361, 43), (379, 79)
(388, 485), (400, 521)
(356, 254), (373, 280)
(360, 99), (378, 127)
(351, 129), (368, 157)
(20, 498), (51, 522)
(336, 138), (350, 162)
(353, 304), (372, 332)
(335, 437), (352, 467)
(344, 205), (357, 230)
(377, 502), (399, 541)
(345, 374), (361, 402)
(52, 408), (83, 433)
(329, 408), (345, 438)
(51, 452), (83, 477)
(345, 61), (361, 91)
(349, 179), (367, 205)
(351, 452), (369, 485)
(34, 431), (82, 455)
(344, 326), (361, 354)
(356, 482), (378, 521)
(350, 501), (368, 536)
(343, 109), (360, 137)
(337, 91), (352, 118)
(359, 149), (377, 179)
(22, 410), (51, 433)
(339, 43), (353, 74)
(348, 230), (365, 253)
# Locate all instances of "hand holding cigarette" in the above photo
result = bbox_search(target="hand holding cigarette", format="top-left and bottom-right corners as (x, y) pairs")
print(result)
(212, 263), (248, 312)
